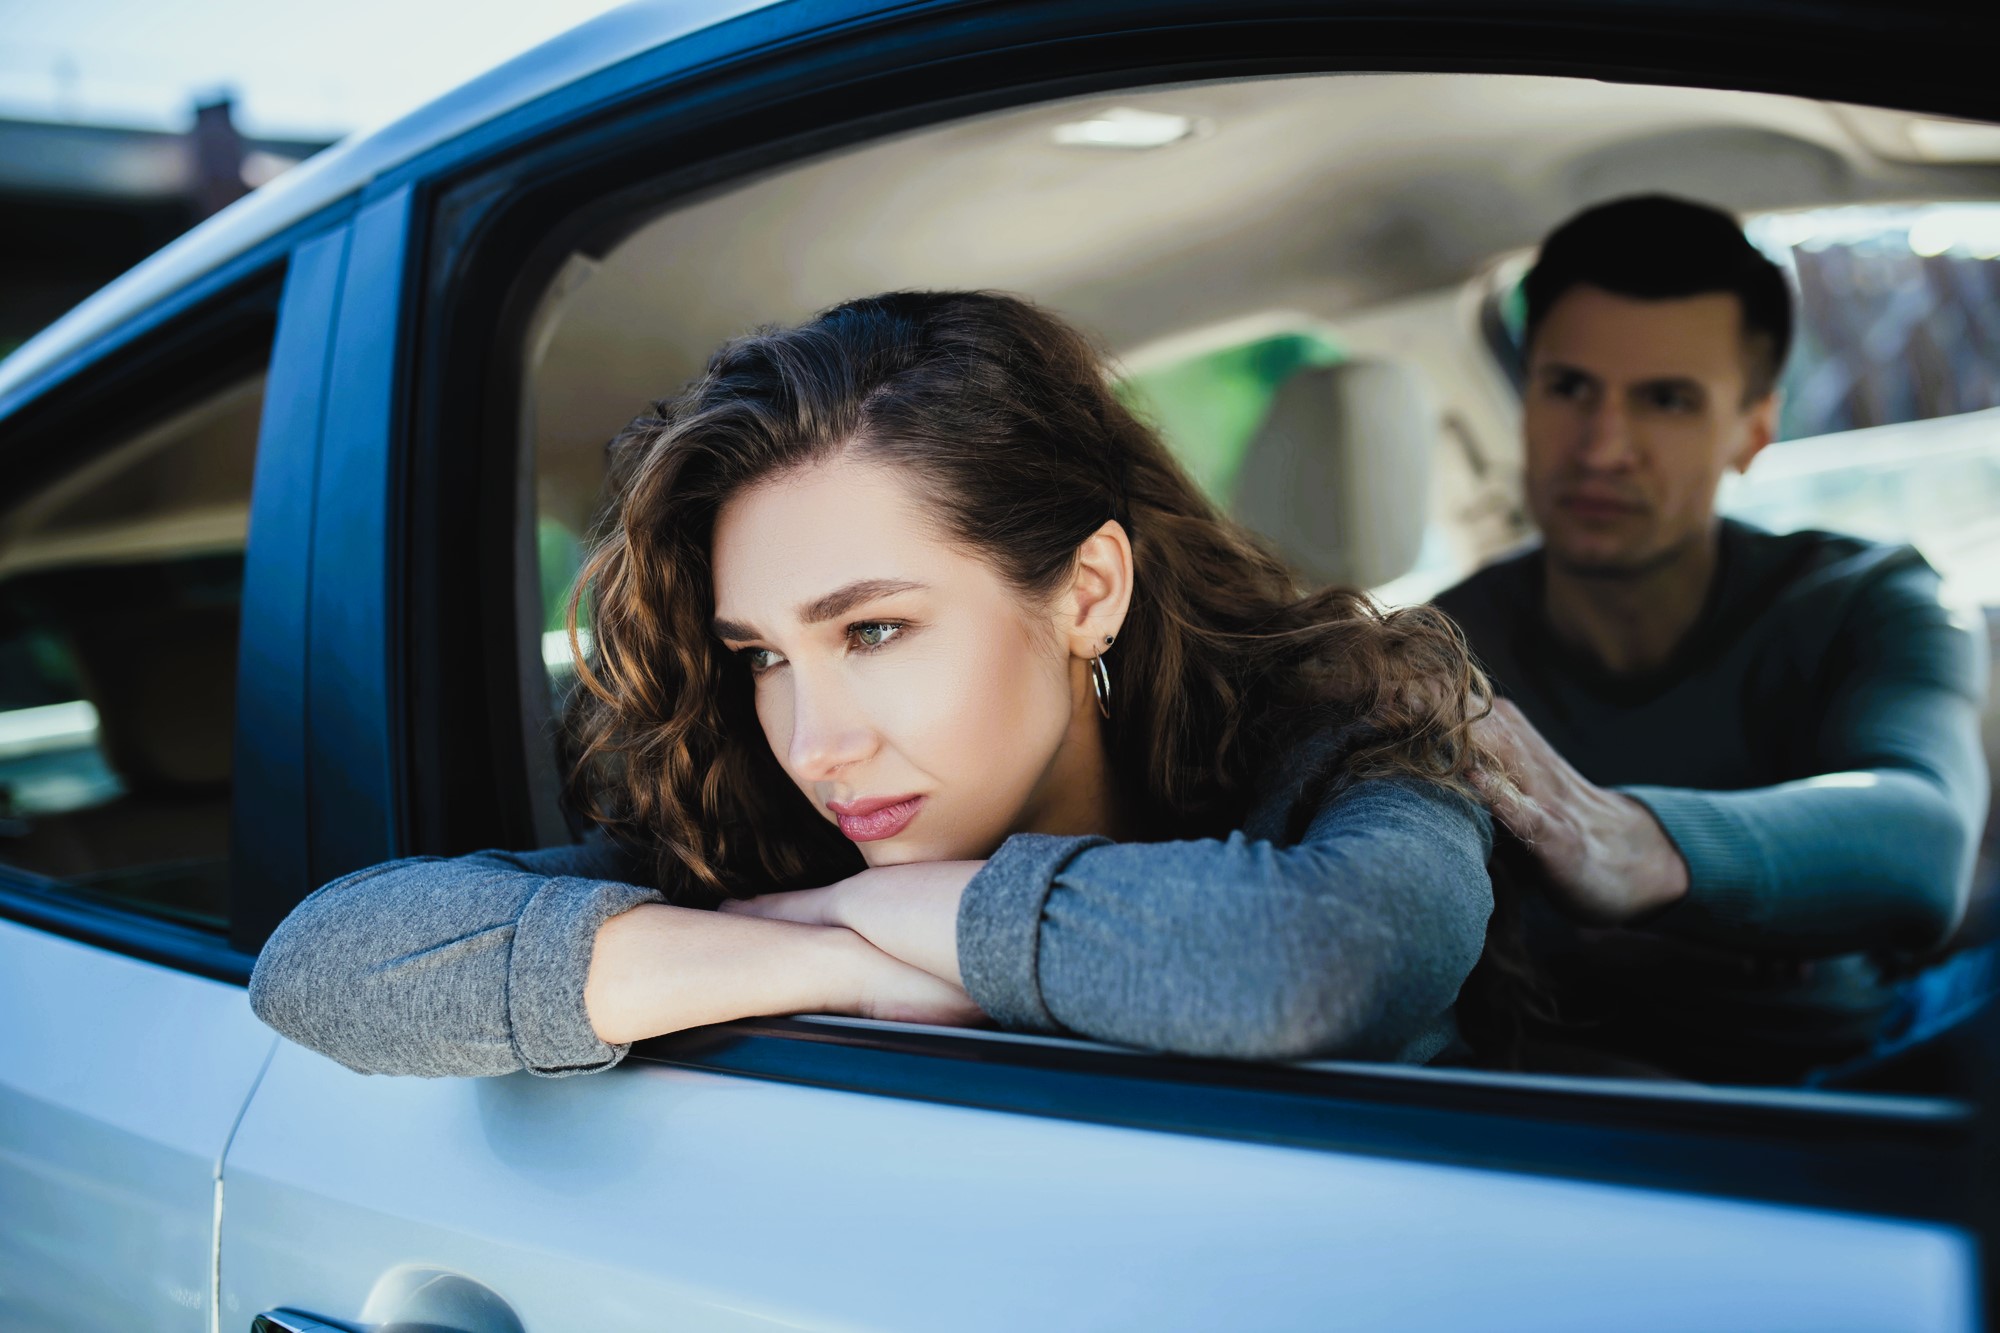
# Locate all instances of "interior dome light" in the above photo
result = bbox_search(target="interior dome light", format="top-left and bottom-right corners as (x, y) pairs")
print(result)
(1051, 108), (1204, 149)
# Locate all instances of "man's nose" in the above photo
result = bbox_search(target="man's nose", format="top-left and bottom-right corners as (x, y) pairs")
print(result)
(1576, 395), (1638, 471)
(785, 669), (877, 782)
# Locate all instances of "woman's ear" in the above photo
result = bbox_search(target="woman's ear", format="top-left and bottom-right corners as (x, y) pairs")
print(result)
(1062, 520), (1133, 655)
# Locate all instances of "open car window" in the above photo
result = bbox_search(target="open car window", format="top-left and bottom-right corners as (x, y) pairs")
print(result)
(512, 69), (1997, 1102)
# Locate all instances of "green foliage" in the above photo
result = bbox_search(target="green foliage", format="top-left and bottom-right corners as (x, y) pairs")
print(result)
(538, 518), (585, 635)
(1115, 331), (1344, 504)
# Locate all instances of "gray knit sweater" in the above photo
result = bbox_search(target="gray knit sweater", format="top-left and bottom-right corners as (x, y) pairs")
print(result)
(1435, 520), (1987, 1080)
(249, 725), (1494, 1077)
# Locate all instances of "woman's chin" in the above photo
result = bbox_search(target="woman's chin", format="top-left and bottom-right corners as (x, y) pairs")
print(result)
(856, 833), (982, 867)
(855, 839), (922, 867)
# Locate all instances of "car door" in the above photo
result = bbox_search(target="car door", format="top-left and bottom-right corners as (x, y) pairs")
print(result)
(0, 221), (339, 1331)
(216, 2), (1999, 1330)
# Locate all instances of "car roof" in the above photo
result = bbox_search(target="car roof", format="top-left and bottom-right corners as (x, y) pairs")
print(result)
(0, 0), (780, 407)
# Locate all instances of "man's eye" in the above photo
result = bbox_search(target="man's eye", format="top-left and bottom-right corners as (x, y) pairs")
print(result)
(849, 621), (905, 651)
(1640, 383), (1702, 413)
(1545, 373), (1593, 402)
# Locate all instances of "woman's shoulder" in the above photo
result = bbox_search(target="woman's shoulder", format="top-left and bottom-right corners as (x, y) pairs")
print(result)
(463, 832), (649, 883)
(1240, 713), (1488, 846)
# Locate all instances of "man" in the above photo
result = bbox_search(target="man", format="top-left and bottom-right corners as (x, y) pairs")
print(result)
(1435, 194), (1989, 1083)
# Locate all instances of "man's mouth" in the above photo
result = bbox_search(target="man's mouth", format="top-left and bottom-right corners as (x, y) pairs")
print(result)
(1557, 493), (1644, 521)
(827, 794), (926, 842)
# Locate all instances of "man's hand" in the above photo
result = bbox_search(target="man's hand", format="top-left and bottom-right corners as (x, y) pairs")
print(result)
(1472, 698), (1690, 924)
(720, 860), (982, 986)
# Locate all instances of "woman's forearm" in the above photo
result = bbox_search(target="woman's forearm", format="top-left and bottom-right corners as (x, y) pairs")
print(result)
(584, 903), (863, 1042)
(585, 902), (983, 1043)
(716, 861), (981, 985)
(249, 849), (980, 1078)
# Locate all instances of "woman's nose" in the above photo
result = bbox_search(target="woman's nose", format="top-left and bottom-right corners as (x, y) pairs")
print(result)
(784, 670), (878, 782)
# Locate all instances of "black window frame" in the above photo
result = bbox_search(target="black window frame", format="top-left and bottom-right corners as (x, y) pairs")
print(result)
(385, 0), (1999, 1234)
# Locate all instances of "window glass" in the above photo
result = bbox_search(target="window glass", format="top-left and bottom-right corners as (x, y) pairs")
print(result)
(1747, 204), (2000, 440)
(1719, 205), (2000, 607)
(0, 374), (263, 931)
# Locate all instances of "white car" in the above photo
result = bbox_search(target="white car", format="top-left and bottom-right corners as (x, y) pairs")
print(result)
(2, 2), (1996, 1330)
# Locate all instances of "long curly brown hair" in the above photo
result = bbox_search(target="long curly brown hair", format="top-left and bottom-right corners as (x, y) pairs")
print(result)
(565, 290), (1527, 1051)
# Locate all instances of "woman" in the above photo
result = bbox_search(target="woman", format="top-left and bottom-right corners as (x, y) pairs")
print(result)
(248, 290), (1498, 1078)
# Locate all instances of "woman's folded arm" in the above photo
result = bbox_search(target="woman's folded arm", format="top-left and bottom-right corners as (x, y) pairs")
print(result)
(249, 843), (665, 1077)
(957, 777), (1495, 1062)
(249, 842), (979, 1078)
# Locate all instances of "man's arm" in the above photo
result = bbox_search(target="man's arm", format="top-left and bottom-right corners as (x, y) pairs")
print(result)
(1481, 564), (1988, 955)
(1625, 574), (1987, 954)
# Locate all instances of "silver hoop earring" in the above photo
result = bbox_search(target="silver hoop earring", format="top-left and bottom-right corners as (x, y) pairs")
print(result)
(1090, 651), (1113, 720)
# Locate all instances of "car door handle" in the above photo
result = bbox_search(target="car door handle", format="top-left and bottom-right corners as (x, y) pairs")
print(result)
(251, 1311), (361, 1333)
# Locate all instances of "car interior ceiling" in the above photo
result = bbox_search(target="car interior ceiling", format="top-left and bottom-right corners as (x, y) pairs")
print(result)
(524, 72), (2000, 542)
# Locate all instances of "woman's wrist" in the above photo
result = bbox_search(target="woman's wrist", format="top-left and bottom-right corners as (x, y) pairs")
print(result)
(807, 924), (882, 1014)
(722, 862), (980, 985)
(587, 904), (878, 1041)
(815, 921), (987, 1026)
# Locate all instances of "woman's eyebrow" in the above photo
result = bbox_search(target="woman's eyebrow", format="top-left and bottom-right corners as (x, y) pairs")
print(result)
(711, 578), (928, 642)
(798, 577), (927, 626)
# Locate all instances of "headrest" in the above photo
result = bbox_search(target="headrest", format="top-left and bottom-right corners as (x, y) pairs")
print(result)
(1231, 359), (1437, 589)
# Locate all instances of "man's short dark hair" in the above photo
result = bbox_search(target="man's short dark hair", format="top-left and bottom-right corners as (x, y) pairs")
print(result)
(1523, 194), (1794, 401)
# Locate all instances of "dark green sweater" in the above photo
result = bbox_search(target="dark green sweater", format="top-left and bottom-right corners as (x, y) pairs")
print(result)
(1435, 520), (1989, 1082)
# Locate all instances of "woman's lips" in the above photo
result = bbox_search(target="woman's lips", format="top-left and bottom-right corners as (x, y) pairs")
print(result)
(828, 795), (925, 842)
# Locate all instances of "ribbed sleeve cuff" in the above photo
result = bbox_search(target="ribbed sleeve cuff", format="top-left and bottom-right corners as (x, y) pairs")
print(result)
(1619, 785), (1770, 939)
(507, 876), (662, 1076)
(957, 832), (1107, 1034)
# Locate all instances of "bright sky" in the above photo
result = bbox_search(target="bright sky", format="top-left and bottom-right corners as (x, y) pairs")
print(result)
(0, 0), (632, 141)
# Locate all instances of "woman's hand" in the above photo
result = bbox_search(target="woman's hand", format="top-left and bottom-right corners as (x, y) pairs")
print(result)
(720, 860), (984, 986)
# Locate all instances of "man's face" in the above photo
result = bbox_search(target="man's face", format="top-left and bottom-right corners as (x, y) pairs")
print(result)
(1522, 284), (1777, 577)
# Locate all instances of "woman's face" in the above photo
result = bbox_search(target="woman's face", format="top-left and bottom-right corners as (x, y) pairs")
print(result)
(710, 453), (1107, 865)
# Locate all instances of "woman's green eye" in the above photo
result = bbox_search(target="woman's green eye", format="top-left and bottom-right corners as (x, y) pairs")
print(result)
(852, 621), (903, 650)
(742, 647), (781, 672)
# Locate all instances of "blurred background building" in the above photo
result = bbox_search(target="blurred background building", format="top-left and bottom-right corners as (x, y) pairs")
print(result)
(0, 100), (331, 358)
(0, 0), (630, 358)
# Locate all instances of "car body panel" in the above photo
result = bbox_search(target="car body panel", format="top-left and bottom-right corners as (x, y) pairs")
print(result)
(222, 1041), (1976, 1333)
(0, 917), (275, 1333)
